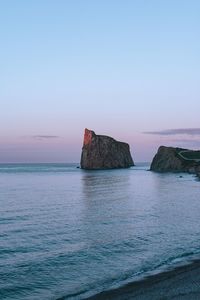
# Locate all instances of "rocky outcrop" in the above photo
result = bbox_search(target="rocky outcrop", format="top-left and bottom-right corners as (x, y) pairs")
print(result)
(81, 129), (134, 170)
(195, 165), (200, 179)
(150, 146), (200, 173)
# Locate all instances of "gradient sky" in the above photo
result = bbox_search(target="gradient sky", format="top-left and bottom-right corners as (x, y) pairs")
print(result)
(1, 0), (200, 162)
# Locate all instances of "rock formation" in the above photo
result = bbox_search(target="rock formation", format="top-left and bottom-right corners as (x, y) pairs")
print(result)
(80, 129), (134, 170)
(195, 165), (200, 179)
(150, 146), (200, 174)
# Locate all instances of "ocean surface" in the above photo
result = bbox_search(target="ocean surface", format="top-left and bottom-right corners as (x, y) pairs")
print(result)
(1, 163), (200, 300)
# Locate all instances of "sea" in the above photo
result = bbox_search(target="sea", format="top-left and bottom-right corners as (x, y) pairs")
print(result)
(1, 163), (200, 300)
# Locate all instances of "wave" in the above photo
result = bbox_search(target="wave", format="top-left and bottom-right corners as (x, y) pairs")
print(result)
(56, 250), (200, 300)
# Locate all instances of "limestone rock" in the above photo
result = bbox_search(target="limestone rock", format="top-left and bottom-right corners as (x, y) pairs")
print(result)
(80, 129), (134, 170)
(150, 146), (200, 173)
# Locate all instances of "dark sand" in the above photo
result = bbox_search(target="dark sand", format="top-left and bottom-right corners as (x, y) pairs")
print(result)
(86, 260), (200, 300)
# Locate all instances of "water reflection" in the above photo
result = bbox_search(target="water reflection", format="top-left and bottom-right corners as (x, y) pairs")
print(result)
(80, 169), (132, 247)
(81, 169), (131, 202)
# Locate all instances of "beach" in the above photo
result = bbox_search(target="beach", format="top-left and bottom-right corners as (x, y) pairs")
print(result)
(87, 260), (200, 300)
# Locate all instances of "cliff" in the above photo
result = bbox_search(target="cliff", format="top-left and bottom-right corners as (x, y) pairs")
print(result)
(80, 129), (134, 170)
(150, 146), (200, 173)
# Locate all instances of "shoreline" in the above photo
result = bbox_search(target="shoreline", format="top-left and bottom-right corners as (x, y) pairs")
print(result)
(85, 259), (200, 300)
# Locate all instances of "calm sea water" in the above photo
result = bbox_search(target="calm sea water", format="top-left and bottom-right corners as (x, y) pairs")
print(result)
(1, 163), (200, 300)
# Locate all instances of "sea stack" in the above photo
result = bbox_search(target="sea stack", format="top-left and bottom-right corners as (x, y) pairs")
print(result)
(150, 146), (200, 173)
(80, 129), (134, 170)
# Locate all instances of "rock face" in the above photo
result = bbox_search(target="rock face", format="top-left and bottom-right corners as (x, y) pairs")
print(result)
(81, 129), (134, 169)
(150, 146), (200, 173)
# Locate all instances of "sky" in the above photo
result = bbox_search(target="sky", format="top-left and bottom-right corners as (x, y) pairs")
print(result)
(0, 0), (200, 162)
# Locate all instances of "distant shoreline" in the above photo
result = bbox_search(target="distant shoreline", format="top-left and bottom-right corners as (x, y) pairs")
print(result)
(86, 259), (200, 300)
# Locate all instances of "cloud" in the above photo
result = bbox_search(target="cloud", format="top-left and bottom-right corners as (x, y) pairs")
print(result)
(168, 138), (200, 149)
(21, 135), (60, 140)
(32, 135), (60, 139)
(143, 128), (200, 136)
(171, 138), (200, 144)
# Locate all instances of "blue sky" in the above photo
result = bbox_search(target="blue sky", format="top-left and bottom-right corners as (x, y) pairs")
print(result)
(0, 0), (200, 162)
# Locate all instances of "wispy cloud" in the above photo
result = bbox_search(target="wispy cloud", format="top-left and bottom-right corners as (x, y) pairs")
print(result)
(168, 138), (200, 149)
(32, 135), (60, 139)
(21, 135), (60, 140)
(143, 128), (200, 136)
